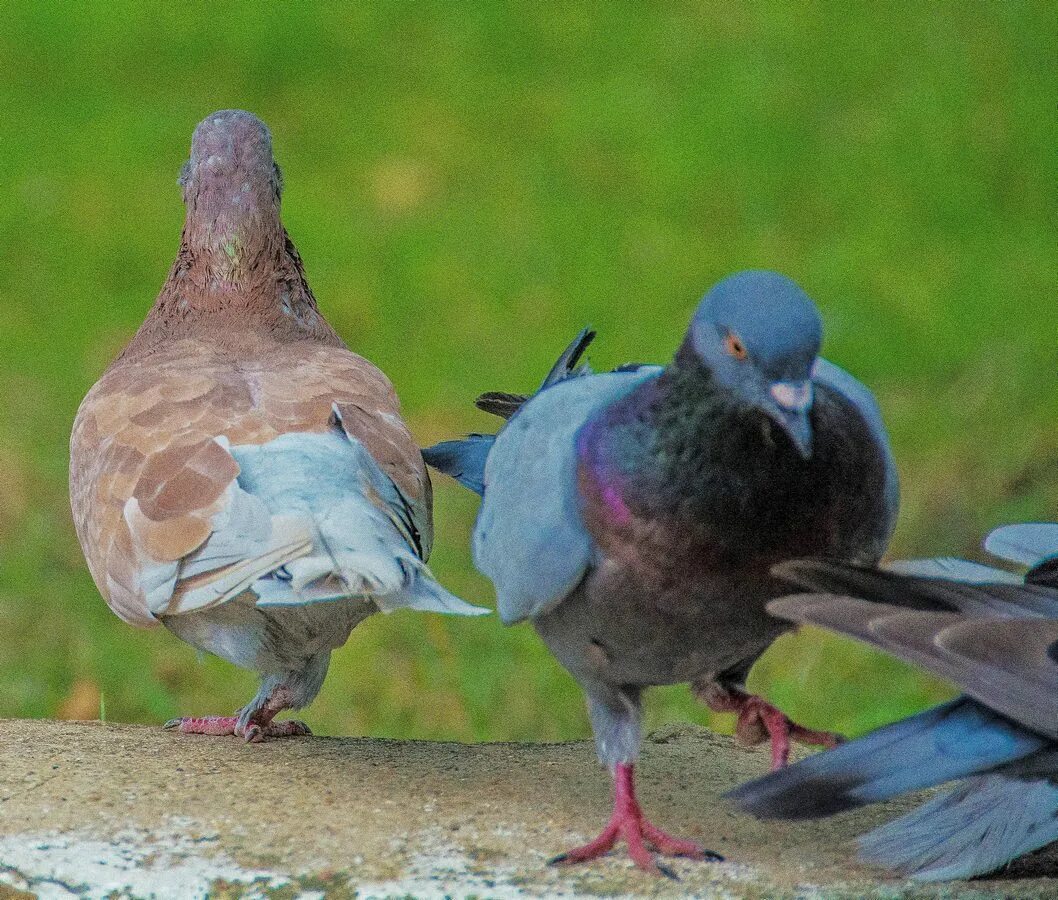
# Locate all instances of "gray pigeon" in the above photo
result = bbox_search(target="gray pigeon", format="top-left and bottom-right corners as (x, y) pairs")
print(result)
(424, 271), (899, 874)
(728, 522), (1058, 881)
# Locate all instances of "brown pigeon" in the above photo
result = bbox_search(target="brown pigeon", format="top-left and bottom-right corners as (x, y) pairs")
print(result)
(70, 110), (483, 741)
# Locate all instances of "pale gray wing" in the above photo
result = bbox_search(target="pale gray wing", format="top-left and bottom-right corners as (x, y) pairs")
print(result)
(473, 367), (661, 625)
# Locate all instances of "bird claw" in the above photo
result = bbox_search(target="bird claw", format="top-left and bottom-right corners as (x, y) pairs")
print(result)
(696, 684), (842, 770)
(163, 715), (311, 742)
(549, 815), (717, 877)
(550, 763), (722, 877)
(241, 720), (312, 743)
(657, 862), (679, 881)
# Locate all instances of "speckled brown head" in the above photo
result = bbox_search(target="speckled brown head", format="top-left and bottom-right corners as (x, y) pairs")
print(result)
(178, 110), (283, 278)
(121, 110), (342, 359)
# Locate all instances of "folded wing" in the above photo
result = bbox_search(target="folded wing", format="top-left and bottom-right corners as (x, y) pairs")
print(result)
(473, 368), (658, 624)
(71, 341), (482, 627)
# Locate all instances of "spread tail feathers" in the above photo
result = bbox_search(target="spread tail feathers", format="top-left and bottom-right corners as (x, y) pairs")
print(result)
(426, 328), (596, 488)
(228, 433), (488, 617)
(727, 698), (1049, 820)
(858, 772), (1058, 881)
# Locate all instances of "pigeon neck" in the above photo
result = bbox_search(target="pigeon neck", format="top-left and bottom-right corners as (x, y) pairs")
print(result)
(178, 183), (287, 289)
(582, 344), (783, 515)
(648, 349), (755, 470)
(120, 226), (343, 362)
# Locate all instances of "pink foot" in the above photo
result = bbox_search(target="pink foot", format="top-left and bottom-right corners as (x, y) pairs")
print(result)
(549, 763), (722, 878)
(696, 683), (841, 771)
(164, 715), (311, 743)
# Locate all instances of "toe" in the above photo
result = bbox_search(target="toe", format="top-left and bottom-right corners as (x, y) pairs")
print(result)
(655, 861), (679, 880)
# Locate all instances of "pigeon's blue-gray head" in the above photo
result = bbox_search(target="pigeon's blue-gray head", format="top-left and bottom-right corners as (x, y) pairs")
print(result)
(689, 270), (823, 458)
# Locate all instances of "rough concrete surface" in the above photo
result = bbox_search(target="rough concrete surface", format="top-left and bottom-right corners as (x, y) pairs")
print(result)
(1, 719), (1056, 899)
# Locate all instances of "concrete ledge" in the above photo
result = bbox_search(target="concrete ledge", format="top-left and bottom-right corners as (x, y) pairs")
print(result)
(0, 720), (1054, 898)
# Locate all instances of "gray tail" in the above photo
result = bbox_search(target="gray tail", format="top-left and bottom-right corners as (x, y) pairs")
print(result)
(475, 327), (596, 420)
(858, 773), (1058, 881)
(421, 434), (493, 496)
(427, 328), (596, 489)
(728, 698), (1056, 880)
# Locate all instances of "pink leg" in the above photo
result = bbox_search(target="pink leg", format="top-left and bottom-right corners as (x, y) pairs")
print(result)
(164, 714), (312, 742)
(165, 715), (240, 736)
(696, 683), (841, 771)
(550, 763), (722, 878)
(164, 686), (311, 743)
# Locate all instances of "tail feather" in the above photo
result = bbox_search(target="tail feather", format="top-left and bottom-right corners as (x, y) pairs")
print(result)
(475, 327), (596, 420)
(886, 557), (1021, 585)
(1027, 557), (1058, 589)
(858, 773), (1058, 881)
(537, 326), (595, 390)
(421, 434), (494, 496)
(473, 392), (528, 420)
(727, 698), (1049, 820)
(231, 434), (487, 617)
(428, 328), (597, 484)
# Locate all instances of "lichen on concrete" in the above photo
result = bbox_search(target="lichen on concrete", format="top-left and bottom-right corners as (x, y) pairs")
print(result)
(0, 720), (1055, 898)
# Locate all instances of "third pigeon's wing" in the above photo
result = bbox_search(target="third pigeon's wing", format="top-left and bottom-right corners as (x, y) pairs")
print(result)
(775, 515), (1058, 619)
(985, 522), (1058, 587)
(473, 368), (660, 625)
(768, 593), (1058, 740)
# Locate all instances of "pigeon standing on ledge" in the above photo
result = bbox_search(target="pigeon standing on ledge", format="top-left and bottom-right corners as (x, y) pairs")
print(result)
(424, 271), (900, 874)
(70, 110), (484, 741)
(729, 523), (1058, 881)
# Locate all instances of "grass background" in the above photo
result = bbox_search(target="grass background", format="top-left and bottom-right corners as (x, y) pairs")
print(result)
(0, 3), (1054, 745)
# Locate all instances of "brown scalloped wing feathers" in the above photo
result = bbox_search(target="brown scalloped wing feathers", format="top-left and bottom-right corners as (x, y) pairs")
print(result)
(70, 339), (428, 627)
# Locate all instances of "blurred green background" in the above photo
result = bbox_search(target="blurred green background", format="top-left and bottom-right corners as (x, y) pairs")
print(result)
(1, 3), (1054, 746)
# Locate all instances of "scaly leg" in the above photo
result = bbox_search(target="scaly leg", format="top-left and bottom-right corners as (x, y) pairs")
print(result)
(696, 682), (840, 770)
(550, 763), (722, 878)
(164, 685), (311, 743)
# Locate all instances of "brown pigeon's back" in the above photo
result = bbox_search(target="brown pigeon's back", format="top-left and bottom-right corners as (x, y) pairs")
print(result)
(68, 109), (480, 742)
(70, 337), (431, 626)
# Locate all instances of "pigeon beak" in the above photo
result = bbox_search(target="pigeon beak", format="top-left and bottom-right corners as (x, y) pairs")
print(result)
(768, 380), (814, 459)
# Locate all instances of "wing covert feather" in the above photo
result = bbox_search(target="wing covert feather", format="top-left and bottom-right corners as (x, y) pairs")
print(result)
(768, 594), (1058, 740)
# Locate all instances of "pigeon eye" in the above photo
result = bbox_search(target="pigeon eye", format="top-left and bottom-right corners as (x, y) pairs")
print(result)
(724, 333), (748, 361)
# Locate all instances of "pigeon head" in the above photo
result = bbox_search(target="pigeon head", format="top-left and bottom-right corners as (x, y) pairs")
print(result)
(178, 110), (284, 275)
(688, 271), (823, 458)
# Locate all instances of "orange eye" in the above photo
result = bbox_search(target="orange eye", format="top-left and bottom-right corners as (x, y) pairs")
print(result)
(724, 333), (748, 361)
